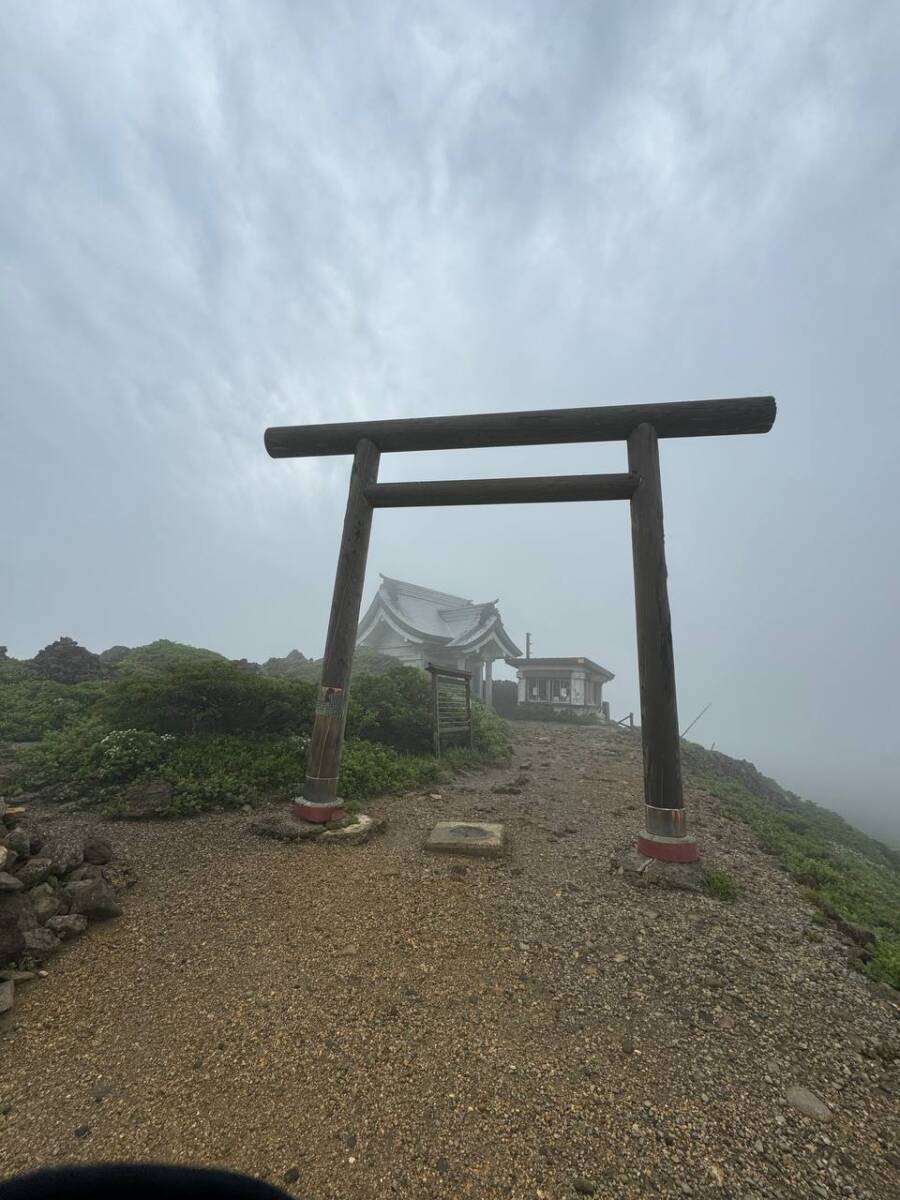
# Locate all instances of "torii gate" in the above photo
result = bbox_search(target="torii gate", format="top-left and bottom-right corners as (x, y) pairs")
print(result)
(265, 395), (776, 863)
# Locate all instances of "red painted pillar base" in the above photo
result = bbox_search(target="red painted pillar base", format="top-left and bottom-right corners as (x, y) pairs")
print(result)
(292, 799), (346, 824)
(637, 831), (700, 863)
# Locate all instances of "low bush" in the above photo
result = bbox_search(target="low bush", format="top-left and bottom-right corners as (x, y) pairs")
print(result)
(470, 700), (512, 760)
(0, 660), (102, 742)
(347, 666), (433, 754)
(505, 702), (602, 725)
(4, 650), (510, 820)
(338, 739), (442, 802)
(703, 869), (739, 902)
(100, 658), (316, 737)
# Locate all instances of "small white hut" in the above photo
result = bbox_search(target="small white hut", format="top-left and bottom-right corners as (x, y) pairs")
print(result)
(356, 576), (522, 701)
(505, 655), (614, 715)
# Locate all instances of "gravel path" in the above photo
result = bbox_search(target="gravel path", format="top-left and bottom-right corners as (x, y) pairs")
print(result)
(1, 722), (897, 1199)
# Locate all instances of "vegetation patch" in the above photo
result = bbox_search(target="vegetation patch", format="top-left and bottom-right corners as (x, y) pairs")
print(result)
(699, 773), (900, 990)
(702, 868), (739, 902)
(3, 640), (509, 819)
(500, 702), (602, 726)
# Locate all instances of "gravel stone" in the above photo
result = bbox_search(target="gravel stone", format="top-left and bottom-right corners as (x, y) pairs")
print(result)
(3, 828), (31, 859)
(46, 914), (88, 939)
(82, 836), (114, 865)
(62, 877), (122, 920)
(786, 1086), (833, 1121)
(22, 926), (59, 960)
(42, 835), (83, 877)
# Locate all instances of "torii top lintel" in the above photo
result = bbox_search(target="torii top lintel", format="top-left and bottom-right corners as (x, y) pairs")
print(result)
(265, 396), (776, 459)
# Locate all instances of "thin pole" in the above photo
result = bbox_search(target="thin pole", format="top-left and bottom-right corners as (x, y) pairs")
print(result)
(681, 702), (712, 740)
(627, 423), (698, 862)
(296, 438), (380, 822)
(431, 667), (440, 757)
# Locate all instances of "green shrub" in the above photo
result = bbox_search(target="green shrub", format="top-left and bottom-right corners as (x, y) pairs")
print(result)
(505, 702), (602, 725)
(101, 658), (316, 737)
(346, 667), (511, 760)
(5, 651), (510, 820)
(0, 660), (102, 742)
(13, 717), (110, 794)
(338, 738), (442, 802)
(471, 700), (511, 760)
(347, 666), (433, 753)
(116, 640), (227, 674)
(703, 869), (739, 902)
(94, 728), (173, 782)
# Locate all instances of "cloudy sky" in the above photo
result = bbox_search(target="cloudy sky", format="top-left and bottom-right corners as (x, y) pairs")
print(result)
(2, 1), (898, 838)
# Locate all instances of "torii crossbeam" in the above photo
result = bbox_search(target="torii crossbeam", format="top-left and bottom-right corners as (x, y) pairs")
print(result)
(265, 395), (776, 863)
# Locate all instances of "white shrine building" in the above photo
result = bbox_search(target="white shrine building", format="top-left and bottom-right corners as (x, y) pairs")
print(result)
(505, 655), (614, 715)
(356, 576), (522, 702)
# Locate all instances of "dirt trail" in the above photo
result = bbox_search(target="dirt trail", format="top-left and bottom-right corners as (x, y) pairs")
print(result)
(1, 722), (897, 1200)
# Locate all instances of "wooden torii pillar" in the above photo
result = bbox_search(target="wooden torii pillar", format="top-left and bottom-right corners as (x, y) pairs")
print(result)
(265, 396), (776, 861)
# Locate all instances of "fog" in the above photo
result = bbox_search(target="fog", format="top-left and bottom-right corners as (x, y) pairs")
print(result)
(2, 2), (898, 840)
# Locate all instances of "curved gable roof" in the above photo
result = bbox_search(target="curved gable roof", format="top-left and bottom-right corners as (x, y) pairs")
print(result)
(358, 576), (522, 657)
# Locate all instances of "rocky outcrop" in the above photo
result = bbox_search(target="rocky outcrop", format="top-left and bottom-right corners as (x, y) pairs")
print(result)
(0, 799), (133, 1016)
(28, 637), (103, 684)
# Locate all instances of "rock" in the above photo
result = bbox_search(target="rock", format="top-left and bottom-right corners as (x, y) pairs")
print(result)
(283, 1168), (300, 1185)
(0, 872), (24, 893)
(121, 779), (175, 817)
(1, 807), (28, 828)
(29, 636), (102, 683)
(22, 926), (60, 961)
(102, 862), (137, 892)
(319, 814), (380, 845)
(73, 1124), (91, 1138)
(0, 969), (35, 982)
(14, 858), (52, 888)
(0, 907), (27, 963)
(0, 979), (14, 1014)
(63, 877), (122, 920)
(0, 847), (10, 872)
(866, 979), (899, 1005)
(573, 1177), (597, 1195)
(82, 836), (113, 866)
(29, 884), (61, 925)
(67, 863), (103, 883)
(611, 845), (705, 892)
(836, 919), (876, 947)
(249, 814), (324, 842)
(42, 835), (84, 877)
(4, 828), (31, 859)
(785, 1086), (832, 1122)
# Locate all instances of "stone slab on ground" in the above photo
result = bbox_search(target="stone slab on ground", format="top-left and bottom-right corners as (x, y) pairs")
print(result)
(425, 821), (506, 858)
